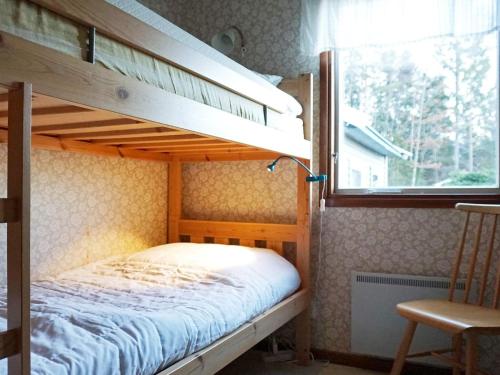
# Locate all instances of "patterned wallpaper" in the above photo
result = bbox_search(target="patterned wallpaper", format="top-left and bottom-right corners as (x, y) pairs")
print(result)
(0, 145), (168, 283)
(183, 161), (296, 224)
(138, 0), (500, 372)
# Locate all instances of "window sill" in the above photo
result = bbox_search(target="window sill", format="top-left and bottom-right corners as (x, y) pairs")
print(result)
(326, 194), (500, 208)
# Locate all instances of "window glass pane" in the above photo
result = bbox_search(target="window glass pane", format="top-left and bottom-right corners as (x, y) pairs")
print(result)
(338, 32), (499, 190)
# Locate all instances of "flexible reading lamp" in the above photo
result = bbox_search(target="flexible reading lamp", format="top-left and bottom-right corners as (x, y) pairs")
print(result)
(267, 155), (327, 183)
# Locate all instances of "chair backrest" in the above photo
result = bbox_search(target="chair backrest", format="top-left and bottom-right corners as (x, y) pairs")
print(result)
(449, 203), (500, 308)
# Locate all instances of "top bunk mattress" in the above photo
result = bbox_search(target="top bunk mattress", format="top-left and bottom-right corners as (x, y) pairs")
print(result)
(0, 243), (301, 375)
(0, 0), (304, 139)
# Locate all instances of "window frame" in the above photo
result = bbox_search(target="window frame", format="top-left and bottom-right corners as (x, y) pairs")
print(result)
(319, 50), (500, 208)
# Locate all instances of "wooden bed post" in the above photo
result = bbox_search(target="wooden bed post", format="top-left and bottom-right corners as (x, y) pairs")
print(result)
(295, 73), (313, 365)
(168, 159), (182, 243)
(7, 82), (32, 375)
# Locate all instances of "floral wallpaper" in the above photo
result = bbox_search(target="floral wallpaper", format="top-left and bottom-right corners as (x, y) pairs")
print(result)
(0, 145), (168, 283)
(182, 160), (296, 224)
(138, 0), (500, 372)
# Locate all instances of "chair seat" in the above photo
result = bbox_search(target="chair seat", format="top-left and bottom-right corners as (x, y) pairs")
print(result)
(397, 299), (500, 334)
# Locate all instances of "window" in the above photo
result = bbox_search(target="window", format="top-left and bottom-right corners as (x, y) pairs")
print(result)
(320, 32), (500, 207)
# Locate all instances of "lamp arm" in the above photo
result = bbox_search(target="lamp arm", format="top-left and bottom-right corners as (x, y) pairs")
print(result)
(272, 155), (316, 176)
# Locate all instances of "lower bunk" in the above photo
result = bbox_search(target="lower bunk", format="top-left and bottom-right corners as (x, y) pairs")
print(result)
(0, 242), (307, 375)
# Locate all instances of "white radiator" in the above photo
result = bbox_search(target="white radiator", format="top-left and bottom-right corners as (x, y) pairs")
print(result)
(351, 272), (470, 365)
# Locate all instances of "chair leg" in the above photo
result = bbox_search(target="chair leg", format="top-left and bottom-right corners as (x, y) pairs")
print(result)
(453, 334), (462, 375)
(390, 320), (418, 375)
(465, 333), (477, 375)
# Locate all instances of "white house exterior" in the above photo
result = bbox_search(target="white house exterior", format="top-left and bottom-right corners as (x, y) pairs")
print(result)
(339, 107), (411, 189)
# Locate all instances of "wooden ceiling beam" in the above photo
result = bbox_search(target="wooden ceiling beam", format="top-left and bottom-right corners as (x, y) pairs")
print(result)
(93, 134), (206, 145)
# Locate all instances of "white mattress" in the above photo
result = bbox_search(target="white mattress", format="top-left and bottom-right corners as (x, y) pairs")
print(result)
(0, 243), (300, 375)
(107, 0), (303, 117)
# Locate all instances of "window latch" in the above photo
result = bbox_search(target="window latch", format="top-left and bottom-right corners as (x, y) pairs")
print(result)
(332, 152), (338, 164)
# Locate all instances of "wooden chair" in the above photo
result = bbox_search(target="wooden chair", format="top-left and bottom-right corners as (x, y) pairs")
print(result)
(390, 203), (500, 375)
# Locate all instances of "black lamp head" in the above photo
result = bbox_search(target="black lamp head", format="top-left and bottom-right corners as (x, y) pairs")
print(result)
(267, 161), (277, 172)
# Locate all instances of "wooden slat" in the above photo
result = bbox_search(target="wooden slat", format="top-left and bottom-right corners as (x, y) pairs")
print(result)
(464, 214), (484, 304)
(449, 212), (471, 302)
(0, 129), (170, 162)
(179, 220), (298, 242)
(168, 160), (182, 243)
(0, 329), (19, 360)
(30, 0), (292, 114)
(121, 140), (231, 149)
(147, 146), (254, 153)
(0, 106), (121, 127)
(93, 134), (205, 145)
(190, 236), (205, 244)
(267, 241), (284, 256)
(7, 83), (31, 374)
(159, 290), (308, 375)
(59, 127), (183, 140)
(494, 258), (500, 309)
(239, 239), (255, 247)
(0, 198), (17, 223)
(164, 149), (261, 156)
(0, 32), (311, 159)
(30, 95), (66, 109)
(177, 152), (279, 162)
(479, 215), (497, 306)
(0, 105), (89, 118)
(116, 148), (170, 161)
(214, 237), (229, 245)
(32, 118), (143, 133)
(0, 94), (67, 112)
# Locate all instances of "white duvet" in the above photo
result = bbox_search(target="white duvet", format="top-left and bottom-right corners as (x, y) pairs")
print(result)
(0, 243), (300, 375)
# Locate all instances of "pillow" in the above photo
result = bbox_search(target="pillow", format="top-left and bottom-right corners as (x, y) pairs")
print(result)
(251, 71), (284, 86)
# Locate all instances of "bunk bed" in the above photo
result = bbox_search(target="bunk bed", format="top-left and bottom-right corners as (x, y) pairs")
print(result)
(0, 0), (313, 374)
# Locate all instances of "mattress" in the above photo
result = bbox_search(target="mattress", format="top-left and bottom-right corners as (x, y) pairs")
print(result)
(0, 243), (301, 374)
(0, 0), (304, 139)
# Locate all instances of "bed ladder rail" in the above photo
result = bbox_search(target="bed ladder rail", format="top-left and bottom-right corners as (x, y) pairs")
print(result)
(3, 82), (32, 375)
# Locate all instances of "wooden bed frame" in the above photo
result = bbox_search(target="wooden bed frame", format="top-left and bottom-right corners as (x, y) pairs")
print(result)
(0, 1), (313, 374)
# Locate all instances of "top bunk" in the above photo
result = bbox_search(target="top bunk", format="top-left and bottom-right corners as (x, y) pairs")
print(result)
(0, 0), (312, 161)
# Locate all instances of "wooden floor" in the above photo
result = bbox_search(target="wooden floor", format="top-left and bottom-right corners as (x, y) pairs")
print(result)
(217, 351), (385, 375)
